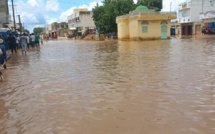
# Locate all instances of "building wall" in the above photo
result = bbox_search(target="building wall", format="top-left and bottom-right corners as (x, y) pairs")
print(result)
(0, 0), (9, 26)
(117, 19), (129, 39)
(79, 12), (95, 33)
(129, 18), (138, 39)
(191, 0), (215, 22)
(117, 13), (176, 40)
(68, 10), (95, 34)
(140, 20), (171, 39)
(178, 0), (215, 35)
(68, 8), (91, 30)
(51, 22), (68, 31)
(117, 19), (172, 40)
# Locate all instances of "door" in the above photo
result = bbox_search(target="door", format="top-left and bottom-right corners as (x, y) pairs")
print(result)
(161, 25), (167, 39)
(195, 25), (201, 35)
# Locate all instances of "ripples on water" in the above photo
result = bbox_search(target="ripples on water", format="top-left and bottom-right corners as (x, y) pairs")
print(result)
(0, 38), (215, 134)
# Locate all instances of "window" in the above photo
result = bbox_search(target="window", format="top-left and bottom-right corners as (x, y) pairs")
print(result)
(142, 21), (148, 33)
(161, 21), (168, 25)
(142, 26), (148, 33)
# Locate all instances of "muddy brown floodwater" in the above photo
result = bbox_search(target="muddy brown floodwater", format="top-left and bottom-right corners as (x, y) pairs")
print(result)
(0, 37), (215, 134)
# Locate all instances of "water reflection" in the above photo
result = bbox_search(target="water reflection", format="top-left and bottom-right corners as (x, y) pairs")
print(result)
(0, 38), (215, 134)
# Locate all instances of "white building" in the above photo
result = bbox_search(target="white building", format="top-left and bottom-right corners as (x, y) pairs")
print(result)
(44, 24), (52, 34)
(178, 0), (215, 35)
(67, 8), (95, 34)
(0, 0), (9, 28)
(200, 11), (215, 23)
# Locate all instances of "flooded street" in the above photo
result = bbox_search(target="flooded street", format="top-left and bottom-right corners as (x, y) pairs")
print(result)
(0, 37), (215, 134)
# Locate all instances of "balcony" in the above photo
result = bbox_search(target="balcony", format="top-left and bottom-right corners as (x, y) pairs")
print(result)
(178, 2), (191, 11)
(179, 16), (191, 23)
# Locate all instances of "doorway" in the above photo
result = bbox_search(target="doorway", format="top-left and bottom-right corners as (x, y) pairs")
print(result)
(161, 21), (168, 39)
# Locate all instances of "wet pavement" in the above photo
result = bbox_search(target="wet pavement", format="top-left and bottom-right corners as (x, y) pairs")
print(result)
(0, 37), (215, 134)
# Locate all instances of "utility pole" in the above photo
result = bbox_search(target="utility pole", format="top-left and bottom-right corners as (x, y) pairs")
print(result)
(18, 15), (22, 33)
(11, 0), (16, 31)
(170, 2), (172, 12)
(202, 0), (204, 12)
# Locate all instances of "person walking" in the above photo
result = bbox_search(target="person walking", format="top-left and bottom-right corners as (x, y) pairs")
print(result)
(0, 39), (7, 68)
(35, 33), (40, 47)
(19, 33), (28, 54)
(30, 33), (35, 48)
(16, 34), (20, 49)
(40, 34), (43, 45)
(7, 33), (17, 54)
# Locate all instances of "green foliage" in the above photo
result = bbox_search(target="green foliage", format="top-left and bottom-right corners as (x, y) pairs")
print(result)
(92, 0), (135, 33)
(24, 29), (30, 34)
(33, 27), (43, 34)
(137, 0), (163, 11)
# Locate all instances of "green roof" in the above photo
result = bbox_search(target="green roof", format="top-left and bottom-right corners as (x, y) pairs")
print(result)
(135, 5), (149, 11)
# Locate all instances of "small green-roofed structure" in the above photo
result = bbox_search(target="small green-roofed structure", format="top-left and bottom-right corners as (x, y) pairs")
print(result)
(135, 5), (149, 11)
(116, 5), (177, 41)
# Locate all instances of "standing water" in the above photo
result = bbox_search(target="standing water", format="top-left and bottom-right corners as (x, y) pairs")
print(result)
(0, 38), (215, 134)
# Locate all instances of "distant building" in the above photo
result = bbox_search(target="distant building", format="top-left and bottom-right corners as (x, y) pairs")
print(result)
(116, 5), (176, 40)
(67, 8), (95, 34)
(6, 22), (20, 30)
(51, 22), (68, 36)
(0, 0), (9, 28)
(43, 24), (52, 34)
(178, 0), (215, 36)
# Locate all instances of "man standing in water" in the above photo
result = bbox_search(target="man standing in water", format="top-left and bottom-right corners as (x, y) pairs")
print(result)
(19, 33), (28, 54)
(35, 33), (40, 48)
(30, 33), (35, 48)
(7, 33), (17, 54)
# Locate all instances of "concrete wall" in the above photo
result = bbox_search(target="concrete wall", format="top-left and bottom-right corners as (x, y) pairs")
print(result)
(0, 12), (7, 24)
(117, 19), (129, 39)
(179, 0), (215, 23)
(129, 18), (138, 39)
(137, 20), (171, 39)
(79, 12), (95, 33)
(0, 0), (9, 26)
(191, 0), (215, 22)
(117, 18), (172, 40)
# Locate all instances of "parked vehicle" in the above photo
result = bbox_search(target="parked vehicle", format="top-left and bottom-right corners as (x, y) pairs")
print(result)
(67, 33), (76, 38)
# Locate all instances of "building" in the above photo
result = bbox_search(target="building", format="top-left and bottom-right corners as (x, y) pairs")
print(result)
(51, 22), (68, 36)
(200, 11), (215, 35)
(67, 8), (95, 35)
(0, 0), (9, 28)
(43, 24), (52, 34)
(178, 0), (215, 35)
(116, 5), (176, 40)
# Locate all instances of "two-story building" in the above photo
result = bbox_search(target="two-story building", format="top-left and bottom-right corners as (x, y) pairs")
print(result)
(67, 8), (95, 35)
(178, 0), (215, 36)
(0, 0), (9, 28)
(51, 22), (68, 37)
(199, 0), (215, 33)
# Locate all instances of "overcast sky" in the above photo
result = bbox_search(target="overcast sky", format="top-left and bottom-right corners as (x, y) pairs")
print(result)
(9, 0), (189, 32)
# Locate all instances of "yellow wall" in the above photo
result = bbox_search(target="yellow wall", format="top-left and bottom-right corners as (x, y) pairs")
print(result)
(117, 19), (129, 39)
(116, 13), (176, 40)
(129, 18), (139, 40)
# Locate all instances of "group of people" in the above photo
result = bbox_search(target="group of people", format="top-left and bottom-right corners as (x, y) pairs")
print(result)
(0, 33), (43, 55)
(0, 33), (43, 80)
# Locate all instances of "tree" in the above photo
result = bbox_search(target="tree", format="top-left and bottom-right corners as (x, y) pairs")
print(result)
(33, 27), (43, 34)
(24, 29), (30, 34)
(137, 0), (163, 11)
(92, 0), (135, 33)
